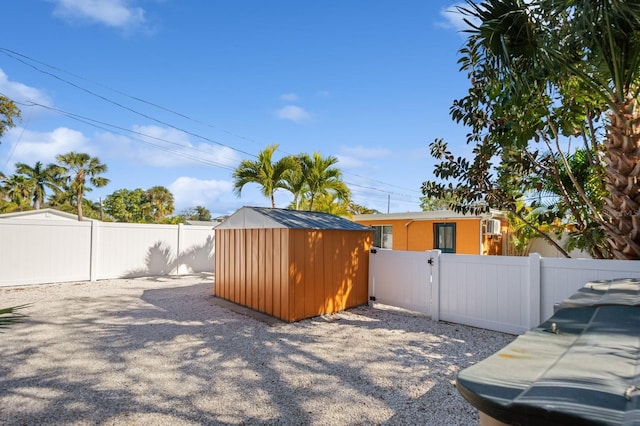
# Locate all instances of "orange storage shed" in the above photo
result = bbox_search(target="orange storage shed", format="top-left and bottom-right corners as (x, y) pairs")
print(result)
(214, 207), (373, 322)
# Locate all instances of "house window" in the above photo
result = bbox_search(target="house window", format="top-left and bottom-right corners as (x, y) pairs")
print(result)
(434, 223), (455, 253)
(372, 225), (393, 249)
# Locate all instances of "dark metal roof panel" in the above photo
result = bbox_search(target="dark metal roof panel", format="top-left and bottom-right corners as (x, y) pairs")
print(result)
(216, 207), (373, 231)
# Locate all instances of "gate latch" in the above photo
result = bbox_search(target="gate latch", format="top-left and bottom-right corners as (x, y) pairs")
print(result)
(427, 257), (434, 265)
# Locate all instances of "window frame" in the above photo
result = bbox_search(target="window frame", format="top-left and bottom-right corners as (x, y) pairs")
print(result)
(371, 224), (393, 249)
(434, 222), (456, 253)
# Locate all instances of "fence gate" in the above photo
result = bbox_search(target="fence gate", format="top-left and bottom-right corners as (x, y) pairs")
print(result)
(368, 249), (438, 317)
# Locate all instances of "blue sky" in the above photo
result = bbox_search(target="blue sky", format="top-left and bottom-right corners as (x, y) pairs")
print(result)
(2, 0), (473, 217)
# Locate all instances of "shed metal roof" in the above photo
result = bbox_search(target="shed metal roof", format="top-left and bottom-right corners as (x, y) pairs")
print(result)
(216, 207), (373, 231)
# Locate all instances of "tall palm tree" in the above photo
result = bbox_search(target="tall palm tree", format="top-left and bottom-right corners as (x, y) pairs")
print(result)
(300, 152), (350, 211)
(14, 161), (64, 210)
(56, 152), (109, 221)
(462, 0), (640, 259)
(232, 145), (297, 208)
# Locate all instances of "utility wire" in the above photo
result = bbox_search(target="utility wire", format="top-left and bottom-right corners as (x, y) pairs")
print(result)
(1, 47), (423, 206)
(12, 99), (237, 171)
(0, 47), (264, 150)
(0, 48), (256, 158)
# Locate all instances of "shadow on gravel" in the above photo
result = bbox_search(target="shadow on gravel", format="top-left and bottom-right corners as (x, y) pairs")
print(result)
(0, 277), (514, 425)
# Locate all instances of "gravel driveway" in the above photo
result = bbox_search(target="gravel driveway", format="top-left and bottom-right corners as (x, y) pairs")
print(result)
(0, 274), (514, 425)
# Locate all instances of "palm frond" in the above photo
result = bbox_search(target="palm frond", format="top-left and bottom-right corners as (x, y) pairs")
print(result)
(0, 304), (29, 330)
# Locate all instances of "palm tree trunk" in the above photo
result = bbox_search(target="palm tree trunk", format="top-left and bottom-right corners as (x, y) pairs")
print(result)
(602, 95), (640, 259)
(76, 189), (83, 221)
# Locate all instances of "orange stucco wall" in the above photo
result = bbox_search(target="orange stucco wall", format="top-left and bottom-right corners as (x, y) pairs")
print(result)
(355, 218), (497, 254)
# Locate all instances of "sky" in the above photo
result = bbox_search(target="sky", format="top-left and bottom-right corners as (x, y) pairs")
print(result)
(1, 0), (475, 217)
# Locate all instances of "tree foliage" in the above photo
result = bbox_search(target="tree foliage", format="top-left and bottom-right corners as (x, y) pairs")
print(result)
(233, 146), (356, 214)
(422, 0), (640, 259)
(0, 95), (20, 144)
(104, 186), (175, 223)
(56, 152), (109, 221)
(178, 206), (212, 222)
(143, 186), (174, 222)
(14, 161), (64, 210)
(232, 144), (298, 208)
(104, 188), (146, 222)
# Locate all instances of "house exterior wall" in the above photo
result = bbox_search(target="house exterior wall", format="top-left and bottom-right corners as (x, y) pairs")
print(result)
(215, 227), (371, 322)
(355, 218), (491, 254)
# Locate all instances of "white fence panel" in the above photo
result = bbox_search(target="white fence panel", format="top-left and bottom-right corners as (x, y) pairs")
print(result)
(95, 222), (180, 279)
(0, 220), (215, 286)
(177, 225), (215, 274)
(438, 254), (532, 335)
(368, 249), (431, 315)
(539, 257), (640, 322)
(0, 219), (92, 287)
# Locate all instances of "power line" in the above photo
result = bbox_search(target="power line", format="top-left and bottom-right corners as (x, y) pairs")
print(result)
(0, 48), (257, 159)
(11, 99), (237, 171)
(1, 47), (423, 206)
(0, 47), (265, 150)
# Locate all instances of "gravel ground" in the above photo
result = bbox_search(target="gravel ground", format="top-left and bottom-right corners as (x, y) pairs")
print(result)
(0, 274), (514, 425)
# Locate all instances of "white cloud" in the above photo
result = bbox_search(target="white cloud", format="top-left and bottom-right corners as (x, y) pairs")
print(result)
(275, 105), (312, 123)
(100, 125), (240, 168)
(437, 3), (477, 33)
(49, 0), (146, 31)
(3, 127), (92, 170)
(337, 145), (392, 169)
(168, 176), (234, 209)
(279, 93), (299, 102)
(0, 69), (52, 108)
(315, 90), (329, 98)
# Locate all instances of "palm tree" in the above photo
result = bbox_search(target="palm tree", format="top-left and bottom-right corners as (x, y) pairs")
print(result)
(232, 145), (297, 208)
(2, 174), (32, 211)
(294, 191), (352, 216)
(143, 186), (175, 222)
(14, 161), (64, 210)
(282, 154), (309, 210)
(56, 152), (109, 221)
(461, 0), (640, 259)
(300, 152), (350, 211)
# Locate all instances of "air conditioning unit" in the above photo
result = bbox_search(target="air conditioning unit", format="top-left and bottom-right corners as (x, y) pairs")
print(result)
(485, 219), (502, 236)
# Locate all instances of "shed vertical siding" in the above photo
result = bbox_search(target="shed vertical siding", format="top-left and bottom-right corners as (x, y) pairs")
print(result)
(215, 228), (294, 321)
(215, 225), (371, 322)
(264, 228), (274, 317)
(278, 228), (290, 320)
(287, 229), (371, 321)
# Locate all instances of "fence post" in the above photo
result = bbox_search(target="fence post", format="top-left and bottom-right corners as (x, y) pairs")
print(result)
(89, 220), (99, 281)
(528, 252), (541, 329)
(368, 248), (377, 307)
(176, 223), (184, 276)
(429, 249), (441, 321)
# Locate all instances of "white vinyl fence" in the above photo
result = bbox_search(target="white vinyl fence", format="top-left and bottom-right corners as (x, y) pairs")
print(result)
(0, 219), (215, 287)
(368, 249), (640, 335)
